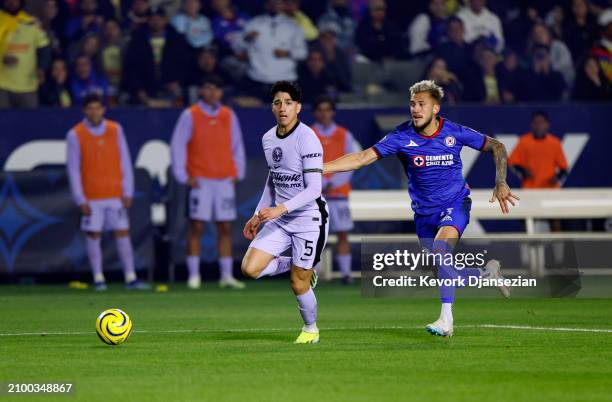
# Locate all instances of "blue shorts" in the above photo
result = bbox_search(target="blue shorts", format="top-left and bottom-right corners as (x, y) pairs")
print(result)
(415, 197), (472, 251)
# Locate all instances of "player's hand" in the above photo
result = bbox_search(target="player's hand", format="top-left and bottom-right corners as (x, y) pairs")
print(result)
(79, 203), (92, 216)
(243, 215), (262, 240)
(122, 197), (133, 208)
(547, 176), (559, 185)
(187, 177), (199, 188)
(490, 181), (520, 214)
(258, 205), (287, 222)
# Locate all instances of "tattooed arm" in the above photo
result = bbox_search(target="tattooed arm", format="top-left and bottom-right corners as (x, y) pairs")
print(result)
(482, 136), (520, 214)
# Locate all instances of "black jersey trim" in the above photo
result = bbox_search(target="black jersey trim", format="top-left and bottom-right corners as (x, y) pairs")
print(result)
(276, 120), (301, 139)
(312, 197), (329, 267)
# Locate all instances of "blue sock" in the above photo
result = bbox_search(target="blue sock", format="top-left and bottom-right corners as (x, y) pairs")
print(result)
(431, 240), (483, 303)
(431, 239), (457, 303)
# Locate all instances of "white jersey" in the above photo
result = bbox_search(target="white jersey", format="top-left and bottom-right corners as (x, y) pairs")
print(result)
(262, 121), (326, 228)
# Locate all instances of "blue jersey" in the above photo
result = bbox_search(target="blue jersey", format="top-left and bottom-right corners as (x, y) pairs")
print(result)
(373, 117), (487, 215)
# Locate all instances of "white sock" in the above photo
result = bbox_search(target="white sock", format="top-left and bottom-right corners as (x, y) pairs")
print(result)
(124, 271), (137, 283)
(186, 255), (200, 279)
(86, 237), (103, 282)
(336, 254), (352, 277)
(116, 236), (136, 283)
(256, 256), (292, 279)
(302, 323), (318, 333)
(218, 256), (233, 280)
(440, 303), (453, 323)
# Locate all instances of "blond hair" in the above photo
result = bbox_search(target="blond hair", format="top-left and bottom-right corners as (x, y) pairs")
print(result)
(409, 80), (445, 104)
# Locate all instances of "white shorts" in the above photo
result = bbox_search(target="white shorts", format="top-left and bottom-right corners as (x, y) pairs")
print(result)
(327, 198), (353, 233)
(189, 178), (237, 222)
(250, 218), (329, 269)
(81, 198), (129, 232)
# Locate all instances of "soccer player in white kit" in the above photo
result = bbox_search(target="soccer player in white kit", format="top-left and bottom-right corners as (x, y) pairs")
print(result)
(241, 81), (329, 344)
(66, 94), (147, 291)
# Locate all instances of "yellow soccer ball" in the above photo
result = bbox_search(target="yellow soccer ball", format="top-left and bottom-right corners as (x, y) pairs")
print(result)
(95, 309), (133, 345)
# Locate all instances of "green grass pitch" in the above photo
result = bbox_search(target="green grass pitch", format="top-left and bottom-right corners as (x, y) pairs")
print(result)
(1, 281), (611, 402)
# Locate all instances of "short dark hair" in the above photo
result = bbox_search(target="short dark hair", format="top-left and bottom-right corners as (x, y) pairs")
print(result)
(82, 93), (104, 107)
(312, 95), (336, 111)
(270, 80), (301, 102)
(531, 110), (549, 121)
(200, 74), (224, 88)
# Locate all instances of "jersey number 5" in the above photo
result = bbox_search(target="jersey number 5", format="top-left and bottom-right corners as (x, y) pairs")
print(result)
(303, 240), (313, 257)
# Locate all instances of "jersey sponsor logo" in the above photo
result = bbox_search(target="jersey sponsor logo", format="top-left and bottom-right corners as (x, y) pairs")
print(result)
(413, 154), (455, 167)
(302, 152), (322, 159)
(405, 140), (419, 147)
(427, 154), (454, 166)
(445, 136), (456, 147)
(271, 171), (303, 188)
(271, 172), (301, 182)
(272, 147), (283, 163)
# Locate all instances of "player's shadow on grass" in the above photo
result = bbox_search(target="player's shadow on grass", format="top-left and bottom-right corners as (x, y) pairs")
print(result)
(211, 331), (292, 343)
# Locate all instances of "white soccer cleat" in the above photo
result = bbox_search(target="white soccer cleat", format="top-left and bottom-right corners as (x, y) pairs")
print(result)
(425, 319), (454, 337)
(187, 275), (201, 290)
(219, 276), (246, 290)
(482, 259), (511, 298)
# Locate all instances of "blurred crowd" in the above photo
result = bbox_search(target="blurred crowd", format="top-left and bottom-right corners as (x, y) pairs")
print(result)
(0, 0), (610, 108)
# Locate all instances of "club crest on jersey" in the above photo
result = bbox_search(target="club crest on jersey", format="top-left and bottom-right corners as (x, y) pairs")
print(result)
(440, 207), (454, 217)
(272, 147), (283, 163)
(444, 136), (456, 147)
(412, 155), (425, 167)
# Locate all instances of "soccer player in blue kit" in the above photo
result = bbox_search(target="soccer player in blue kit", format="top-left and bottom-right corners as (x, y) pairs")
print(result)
(323, 80), (519, 337)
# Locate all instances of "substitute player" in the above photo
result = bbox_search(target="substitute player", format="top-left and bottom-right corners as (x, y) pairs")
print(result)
(170, 75), (246, 290)
(311, 96), (355, 284)
(241, 81), (328, 344)
(323, 80), (519, 337)
(66, 94), (146, 291)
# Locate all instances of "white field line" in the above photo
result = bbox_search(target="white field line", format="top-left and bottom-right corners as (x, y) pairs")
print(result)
(0, 324), (611, 337)
(463, 324), (612, 333)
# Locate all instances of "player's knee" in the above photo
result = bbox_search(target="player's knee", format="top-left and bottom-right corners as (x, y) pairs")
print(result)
(290, 276), (310, 295)
(240, 257), (259, 279)
(114, 229), (129, 238)
(189, 220), (204, 236)
(216, 222), (231, 237)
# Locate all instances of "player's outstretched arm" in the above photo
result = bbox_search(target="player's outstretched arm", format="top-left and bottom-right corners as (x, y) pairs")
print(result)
(323, 147), (379, 174)
(482, 136), (520, 214)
